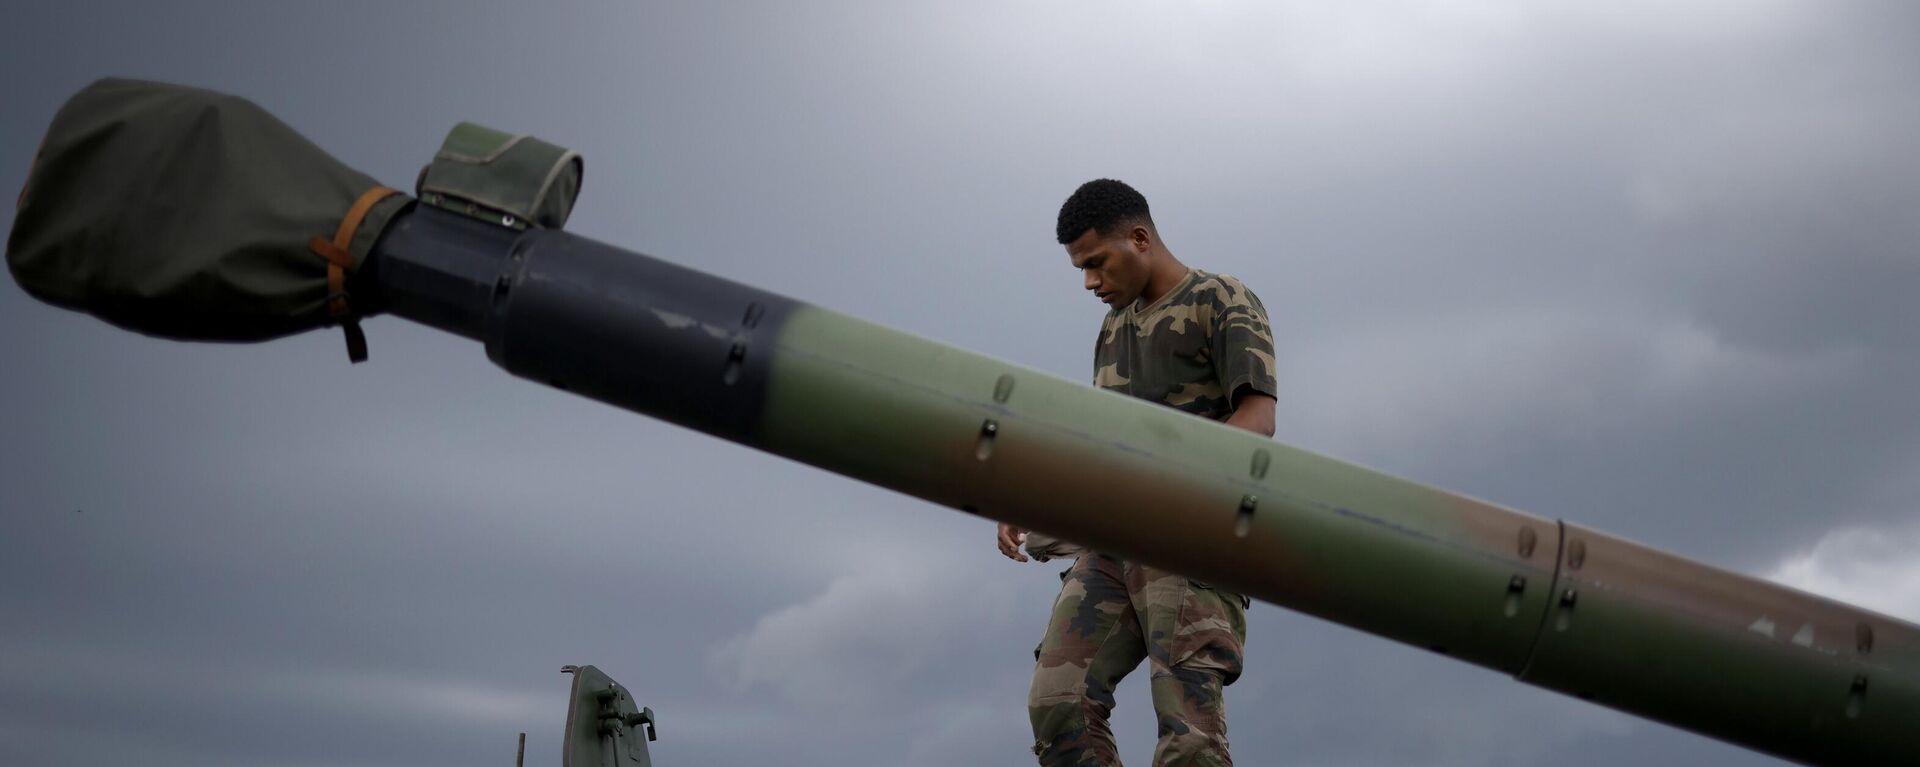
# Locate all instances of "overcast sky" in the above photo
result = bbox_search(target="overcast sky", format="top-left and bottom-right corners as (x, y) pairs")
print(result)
(3, 2), (1918, 765)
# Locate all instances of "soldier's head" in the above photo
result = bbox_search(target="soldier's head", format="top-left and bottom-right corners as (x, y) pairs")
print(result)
(1057, 178), (1161, 309)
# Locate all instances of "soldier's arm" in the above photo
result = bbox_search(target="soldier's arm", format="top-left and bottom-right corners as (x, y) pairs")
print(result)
(1223, 388), (1276, 437)
(1211, 278), (1279, 437)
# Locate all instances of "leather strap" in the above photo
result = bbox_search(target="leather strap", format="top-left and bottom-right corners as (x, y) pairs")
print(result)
(308, 185), (399, 363)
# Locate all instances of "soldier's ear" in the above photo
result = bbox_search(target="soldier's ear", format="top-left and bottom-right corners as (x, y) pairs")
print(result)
(1129, 225), (1153, 251)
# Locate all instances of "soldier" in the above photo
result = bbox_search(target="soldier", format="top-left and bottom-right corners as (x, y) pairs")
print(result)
(997, 179), (1277, 766)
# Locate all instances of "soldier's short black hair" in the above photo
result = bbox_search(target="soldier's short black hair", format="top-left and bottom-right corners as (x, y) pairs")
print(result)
(1056, 178), (1154, 245)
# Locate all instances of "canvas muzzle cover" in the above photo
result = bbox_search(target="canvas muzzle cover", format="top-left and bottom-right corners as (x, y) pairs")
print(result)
(7, 78), (411, 359)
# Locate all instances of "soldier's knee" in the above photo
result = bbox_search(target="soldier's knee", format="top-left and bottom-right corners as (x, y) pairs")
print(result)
(1029, 667), (1081, 711)
(1029, 702), (1110, 767)
(1031, 654), (1122, 710)
(1154, 728), (1233, 767)
(1149, 667), (1230, 764)
(1155, 707), (1231, 766)
(1032, 677), (1125, 766)
(1029, 691), (1091, 738)
(1033, 735), (1111, 767)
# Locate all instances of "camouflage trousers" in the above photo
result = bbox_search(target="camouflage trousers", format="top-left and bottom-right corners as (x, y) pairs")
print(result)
(1028, 554), (1247, 766)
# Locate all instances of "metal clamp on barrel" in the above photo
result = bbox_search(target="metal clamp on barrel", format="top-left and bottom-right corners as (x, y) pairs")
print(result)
(415, 122), (584, 231)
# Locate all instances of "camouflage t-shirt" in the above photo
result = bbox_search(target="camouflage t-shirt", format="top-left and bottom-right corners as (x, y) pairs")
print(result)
(1024, 269), (1275, 563)
(1093, 269), (1277, 419)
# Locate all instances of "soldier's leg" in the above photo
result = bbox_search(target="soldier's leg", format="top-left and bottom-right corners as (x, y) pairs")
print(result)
(1126, 564), (1247, 767)
(1029, 555), (1147, 767)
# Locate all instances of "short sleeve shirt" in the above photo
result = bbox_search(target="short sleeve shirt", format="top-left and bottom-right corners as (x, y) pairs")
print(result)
(1093, 269), (1277, 419)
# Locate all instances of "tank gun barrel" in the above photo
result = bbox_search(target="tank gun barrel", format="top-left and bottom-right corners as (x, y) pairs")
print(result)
(367, 203), (1917, 766)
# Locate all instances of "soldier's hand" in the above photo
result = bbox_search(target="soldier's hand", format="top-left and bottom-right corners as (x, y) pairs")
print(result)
(997, 522), (1030, 562)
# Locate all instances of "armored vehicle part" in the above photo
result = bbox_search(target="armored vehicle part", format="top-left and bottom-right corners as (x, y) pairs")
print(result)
(369, 202), (1919, 766)
(562, 665), (656, 767)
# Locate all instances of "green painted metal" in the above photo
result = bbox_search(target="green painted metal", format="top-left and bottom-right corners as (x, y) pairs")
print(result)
(760, 305), (1558, 670)
(749, 304), (1918, 765)
(1523, 525), (1918, 763)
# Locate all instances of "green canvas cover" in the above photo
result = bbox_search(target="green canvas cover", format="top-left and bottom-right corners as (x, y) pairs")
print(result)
(7, 78), (410, 348)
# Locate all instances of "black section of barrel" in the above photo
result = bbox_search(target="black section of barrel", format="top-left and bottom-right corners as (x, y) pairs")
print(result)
(363, 204), (521, 342)
(484, 229), (799, 441)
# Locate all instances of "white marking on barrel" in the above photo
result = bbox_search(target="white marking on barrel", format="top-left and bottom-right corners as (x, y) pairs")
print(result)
(1792, 623), (1815, 647)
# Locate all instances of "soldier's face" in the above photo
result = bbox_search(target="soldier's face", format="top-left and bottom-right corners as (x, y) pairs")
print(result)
(1066, 227), (1151, 309)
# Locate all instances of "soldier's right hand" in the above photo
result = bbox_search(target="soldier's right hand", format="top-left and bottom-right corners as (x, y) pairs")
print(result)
(996, 522), (1030, 562)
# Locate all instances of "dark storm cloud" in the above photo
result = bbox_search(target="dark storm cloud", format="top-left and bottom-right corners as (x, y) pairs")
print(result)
(4, 2), (1916, 766)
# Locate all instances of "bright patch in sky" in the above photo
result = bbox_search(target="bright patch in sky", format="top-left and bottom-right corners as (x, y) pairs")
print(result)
(1768, 524), (1920, 622)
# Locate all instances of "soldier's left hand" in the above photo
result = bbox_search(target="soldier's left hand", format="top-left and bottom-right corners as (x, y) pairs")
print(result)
(996, 522), (1030, 562)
